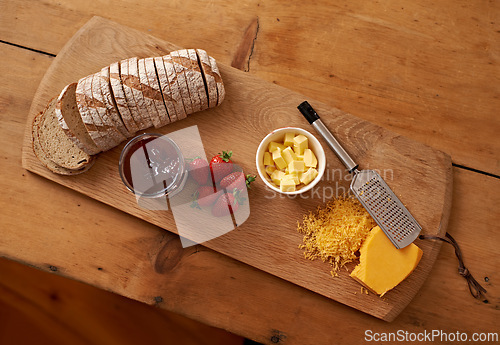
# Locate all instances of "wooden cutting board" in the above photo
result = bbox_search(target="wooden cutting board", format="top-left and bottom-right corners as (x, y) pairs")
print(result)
(22, 16), (452, 321)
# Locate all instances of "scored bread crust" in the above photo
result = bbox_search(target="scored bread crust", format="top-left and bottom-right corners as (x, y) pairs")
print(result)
(169, 50), (193, 116)
(33, 112), (95, 175)
(208, 56), (225, 106)
(187, 49), (208, 111)
(109, 61), (139, 134)
(120, 58), (148, 130)
(177, 49), (201, 113)
(76, 76), (109, 151)
(83, 74), (118, 151)
(137, 58), (162, 128)
(37, 98), (94, 170)
(89, 72), (126, 148)
(143, 57), (172, 126)
(196, 49), (218, 108)
(161, 55), (186, 120)
(99, 66), (133, 138)
(55, 83), (101, 155)
(128, 57), (154, 129)
(156, 56), (181, 121)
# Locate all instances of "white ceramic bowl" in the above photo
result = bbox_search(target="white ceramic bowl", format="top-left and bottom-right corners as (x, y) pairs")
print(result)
(255, 127), (326, 195)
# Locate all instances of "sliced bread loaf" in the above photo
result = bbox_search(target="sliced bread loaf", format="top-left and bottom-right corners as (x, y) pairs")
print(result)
(137, 58), (162, 128)
(177, 49), (201, 113)
(143, 57), (172, 126)
(55, 83), (101, 155)
(127, 57), (154, 129)
(196, 49), (217, 108)
(157, 56), (182, 121)
(120, 58), (148, 130)
(169, 50), (193, 116)
(76, 76), (110, 151)
(187, 49), (209, 111)
(109, 61), (139, 134)
(33, 112), (95, 175)
(37, 98), (94, 170)
(161, 55), (186, 120)
(99, 66), (133, 138)
(89, 72), (126, 148)
(209, 55), (225, 106)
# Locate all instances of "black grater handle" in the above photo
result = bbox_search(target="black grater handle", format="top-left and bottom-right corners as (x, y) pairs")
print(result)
(297, 101), (359, 173)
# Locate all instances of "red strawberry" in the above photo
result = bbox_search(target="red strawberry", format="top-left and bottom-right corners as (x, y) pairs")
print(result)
(211, 193), (238, 217)
(219, 172), (256, 192)
(188, 157), (209, 185)
(209, 151), (233, 183)
(211, 190), (246, 217)
(192, 185), (221, 208)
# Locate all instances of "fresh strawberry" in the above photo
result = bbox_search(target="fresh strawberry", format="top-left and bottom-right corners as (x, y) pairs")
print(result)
(211, 193), (238, 217)
(209, 151), (233, 183)
(191, 185), (221, 208)
(211, 190), (246, 217)
(219, 172), (256, 192)
(188, 157), (209, 185)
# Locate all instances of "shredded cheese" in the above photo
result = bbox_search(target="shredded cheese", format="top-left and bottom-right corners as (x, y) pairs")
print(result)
(297, 196), (376, 276)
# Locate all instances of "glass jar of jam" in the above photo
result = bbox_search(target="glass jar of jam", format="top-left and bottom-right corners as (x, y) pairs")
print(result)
(119, 133), (187, 198)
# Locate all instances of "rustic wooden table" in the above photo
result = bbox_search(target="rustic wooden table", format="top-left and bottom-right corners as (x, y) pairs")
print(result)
(1, 1), (498, 344)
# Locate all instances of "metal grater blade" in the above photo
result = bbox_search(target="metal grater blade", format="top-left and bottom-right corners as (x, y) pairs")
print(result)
(350, 170), (422, 249)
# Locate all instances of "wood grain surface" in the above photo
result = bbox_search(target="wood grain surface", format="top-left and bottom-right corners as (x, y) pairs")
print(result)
(21, 17), (452, 321)
(2, 0), (498, 176)
(1, 1), (498, 344)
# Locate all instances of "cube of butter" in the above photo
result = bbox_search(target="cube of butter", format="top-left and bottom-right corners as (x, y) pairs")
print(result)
(293, 134), (308, 155)
(271, 170), (286, 185)
(280, 178), (296, 192)
(283, 132), (295, 146)
(263, 152), (273, 166)
(288, 160), (306, 174)
(296, 155), (304, 161)
(282, 146), (297, 165)
(285, 173), (300, 185)
(265, 165), (276, 177)
(268, 141), (286, 153)
(300, 167), (318, 185)
(272, 148), (287, 170)
(303, 149), (317, 168)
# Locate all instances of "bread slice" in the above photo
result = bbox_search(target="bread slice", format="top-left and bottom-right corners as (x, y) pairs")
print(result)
(120, 58), (148, 130)
(137, 58), (162, 128)
(37, 98), (94, 170)
(161, 55), (186, 120)
(169, 50), (193, 116)
(76, 76), (109, 151)
(55, 83), (101, 155)
(82, 74), (119, 151)
(99, 66), (133, 138)
(127, 57), (154, 129)
(109, 61), (139, 134)
(209, 55), (225, 106)
(196, 49), (218, 108)
(187, 48), (208, 111)
(177, 49), (201, 113)
(89, 72), (126, 148)
(143, 57), (172, 126)
(33, 112), (95, 175)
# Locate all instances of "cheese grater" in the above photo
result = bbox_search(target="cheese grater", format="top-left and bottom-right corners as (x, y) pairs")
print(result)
(298, 101), (422, 249)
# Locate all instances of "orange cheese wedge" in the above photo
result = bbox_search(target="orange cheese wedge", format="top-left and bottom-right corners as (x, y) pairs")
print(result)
(350, 226), (423, 296)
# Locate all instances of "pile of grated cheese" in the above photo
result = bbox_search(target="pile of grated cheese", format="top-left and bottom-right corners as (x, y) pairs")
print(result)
(297, 196), (376, 276)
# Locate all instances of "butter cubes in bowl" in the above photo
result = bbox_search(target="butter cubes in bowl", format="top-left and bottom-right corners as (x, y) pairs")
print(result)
(256, 127), (326, 194)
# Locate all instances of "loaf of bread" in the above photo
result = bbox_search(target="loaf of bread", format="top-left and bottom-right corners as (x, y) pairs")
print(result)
(33, 49), (225, 175)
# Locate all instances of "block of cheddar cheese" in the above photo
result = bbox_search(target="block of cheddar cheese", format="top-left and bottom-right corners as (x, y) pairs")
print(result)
(350, 226), (423, 296)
